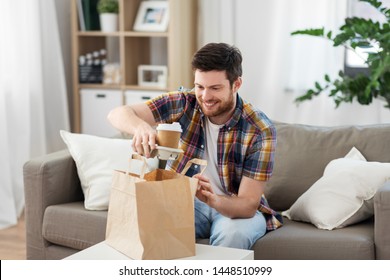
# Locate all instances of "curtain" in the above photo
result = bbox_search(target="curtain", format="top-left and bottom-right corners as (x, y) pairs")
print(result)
(198, 0), (390, 125)
(0, 0), (70, 229)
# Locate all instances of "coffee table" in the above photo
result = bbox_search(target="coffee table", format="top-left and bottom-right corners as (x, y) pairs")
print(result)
(64, 241), (254, 260)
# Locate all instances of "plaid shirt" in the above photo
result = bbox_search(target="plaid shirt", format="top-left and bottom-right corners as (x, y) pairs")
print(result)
(145, 90), (283, 231)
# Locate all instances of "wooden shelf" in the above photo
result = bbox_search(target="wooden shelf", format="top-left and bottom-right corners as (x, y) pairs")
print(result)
(76, 31), (169, 37)
(123, 31), (169, 37)
(76, 31), (121, 36)
(123, 85), (169, 91)
(78, 84), (122, 90)
(71, 0), (197, 133)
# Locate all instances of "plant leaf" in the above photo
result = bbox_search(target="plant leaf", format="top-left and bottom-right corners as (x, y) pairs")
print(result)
(291, 28), (325, 37)
(291, 0), (390, 109)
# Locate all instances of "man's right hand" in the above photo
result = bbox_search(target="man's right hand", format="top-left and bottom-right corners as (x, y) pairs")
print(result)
(131, 123), (158, 158)
(107, 103), (158, 157)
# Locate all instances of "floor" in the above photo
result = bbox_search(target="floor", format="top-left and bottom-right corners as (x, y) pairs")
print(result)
(0, 215), (26, 260)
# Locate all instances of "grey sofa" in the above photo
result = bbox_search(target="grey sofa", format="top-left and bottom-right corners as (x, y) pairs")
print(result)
(23, 121), (390, 260)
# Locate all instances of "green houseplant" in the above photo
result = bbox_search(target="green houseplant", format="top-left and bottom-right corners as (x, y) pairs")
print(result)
(97, 0), (119, 14)
(292, 0), (390, 108)
(97, 0), (119, 32)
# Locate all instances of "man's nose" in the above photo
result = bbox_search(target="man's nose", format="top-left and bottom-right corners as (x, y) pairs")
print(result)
(202, 88), (212, 100)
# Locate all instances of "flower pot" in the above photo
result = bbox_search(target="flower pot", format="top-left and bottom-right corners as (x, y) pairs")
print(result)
(100, 13), (118, 32)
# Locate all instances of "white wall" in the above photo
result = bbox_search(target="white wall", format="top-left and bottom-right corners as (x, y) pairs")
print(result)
(198, 0), (390, 126)
(54, 0), (73, 129)
(54, 0), (390, 127)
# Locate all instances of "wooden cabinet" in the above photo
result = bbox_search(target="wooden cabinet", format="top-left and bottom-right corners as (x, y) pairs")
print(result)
(71, 0), (197, 133)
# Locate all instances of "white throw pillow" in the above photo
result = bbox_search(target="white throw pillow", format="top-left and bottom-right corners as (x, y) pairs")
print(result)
(60, 130), (158, 210)
(282, 147), (390, 230)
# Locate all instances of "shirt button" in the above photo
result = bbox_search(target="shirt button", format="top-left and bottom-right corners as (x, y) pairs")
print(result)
(201, 145), (204, 148)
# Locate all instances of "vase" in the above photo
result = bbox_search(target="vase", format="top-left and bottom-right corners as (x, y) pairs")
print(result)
(99, 13), (118, 32)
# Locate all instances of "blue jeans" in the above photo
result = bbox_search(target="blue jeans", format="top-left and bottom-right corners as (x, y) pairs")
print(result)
(194, 198), (267, 249)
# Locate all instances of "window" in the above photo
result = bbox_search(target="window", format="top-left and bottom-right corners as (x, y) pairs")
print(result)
(344, 0), (390, 77)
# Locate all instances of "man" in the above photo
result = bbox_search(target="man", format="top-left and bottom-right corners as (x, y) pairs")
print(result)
(107, 42), (282, 249)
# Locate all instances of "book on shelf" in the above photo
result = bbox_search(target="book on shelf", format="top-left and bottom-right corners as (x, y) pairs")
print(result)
(78, 0), (100, 31)
(77, 0), (86, 31)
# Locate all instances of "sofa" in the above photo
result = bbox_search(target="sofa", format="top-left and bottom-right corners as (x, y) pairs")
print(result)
(23, 121), (390, 260)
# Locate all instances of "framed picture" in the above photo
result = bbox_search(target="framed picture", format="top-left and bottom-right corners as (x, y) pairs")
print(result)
(133, 1), (169, 32)
(138, 65), (168, 88)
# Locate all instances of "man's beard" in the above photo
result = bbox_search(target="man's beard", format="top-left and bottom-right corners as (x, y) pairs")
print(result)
(197, 89), (235, 119)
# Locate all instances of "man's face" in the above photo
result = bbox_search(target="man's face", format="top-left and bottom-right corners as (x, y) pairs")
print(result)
(194, 70), (241, 125)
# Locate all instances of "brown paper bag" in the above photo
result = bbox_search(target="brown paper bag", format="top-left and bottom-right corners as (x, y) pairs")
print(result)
(105, 155), (206, 260)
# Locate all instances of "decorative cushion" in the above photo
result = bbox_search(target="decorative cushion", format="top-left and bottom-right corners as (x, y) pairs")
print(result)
(60, 130), (158, 210)
(282, 147), (390, 230)
(265, 122), (390, 212)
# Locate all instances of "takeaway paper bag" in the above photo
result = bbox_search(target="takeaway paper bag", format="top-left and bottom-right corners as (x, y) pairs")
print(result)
(105, 156), (206, 260)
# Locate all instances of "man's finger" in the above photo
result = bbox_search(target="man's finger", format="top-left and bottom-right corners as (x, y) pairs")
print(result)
(148, 132), (158, 150)
(142, 141), (151, 157)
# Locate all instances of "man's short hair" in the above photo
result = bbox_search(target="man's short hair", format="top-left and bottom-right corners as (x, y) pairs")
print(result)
(191, 42), (243, 86)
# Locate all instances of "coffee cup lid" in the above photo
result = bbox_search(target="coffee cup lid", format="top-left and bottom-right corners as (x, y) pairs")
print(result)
(156, 122), (182, 132)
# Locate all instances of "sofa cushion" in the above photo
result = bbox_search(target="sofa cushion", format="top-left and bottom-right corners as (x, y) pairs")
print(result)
(42, 202), (107, 250)
(253, 219), (375, 260)
(60, 130), (159, 210)
(282, 147), (390, 230)
(197, 218), (375, 259)
(265, 122), (390, 211)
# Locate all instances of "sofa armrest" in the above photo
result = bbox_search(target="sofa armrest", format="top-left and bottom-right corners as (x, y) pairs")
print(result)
(23, 149), (83, 259)
(374, 181), (390, 260)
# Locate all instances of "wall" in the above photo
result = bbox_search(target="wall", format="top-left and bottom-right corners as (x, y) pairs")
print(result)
(54, 0), (390, 128)
(54, 0), (73, 130)
(198, 0), (390, 126)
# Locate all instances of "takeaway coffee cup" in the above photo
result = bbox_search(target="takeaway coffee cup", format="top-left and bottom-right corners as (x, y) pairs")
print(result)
(156, 122), (182, 149)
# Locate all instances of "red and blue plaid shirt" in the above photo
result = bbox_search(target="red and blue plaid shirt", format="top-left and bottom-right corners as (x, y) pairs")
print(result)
(146, 90), (282, 231)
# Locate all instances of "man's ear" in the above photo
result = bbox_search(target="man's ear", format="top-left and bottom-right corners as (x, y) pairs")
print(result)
(233, 77), (242, 93)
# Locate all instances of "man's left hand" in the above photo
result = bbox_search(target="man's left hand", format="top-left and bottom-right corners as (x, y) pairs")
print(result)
(193, 174), (219, 207)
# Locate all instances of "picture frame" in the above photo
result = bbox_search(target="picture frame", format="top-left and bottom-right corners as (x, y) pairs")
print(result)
(133, 1), (169, 32)
(138, 65), (168, 88)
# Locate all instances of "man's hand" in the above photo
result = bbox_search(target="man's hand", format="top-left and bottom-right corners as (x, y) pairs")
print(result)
(107, 103), (158, 157)
(193, 174), (266, 219)
(131, 123), (157, 158)
(194, 174), (220, 207)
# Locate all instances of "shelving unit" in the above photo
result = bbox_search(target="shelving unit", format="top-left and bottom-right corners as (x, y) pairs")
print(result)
(71, 0), (197, 134)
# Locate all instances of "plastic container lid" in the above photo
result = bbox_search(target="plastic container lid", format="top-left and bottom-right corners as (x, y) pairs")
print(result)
(156, 122), (182, 132)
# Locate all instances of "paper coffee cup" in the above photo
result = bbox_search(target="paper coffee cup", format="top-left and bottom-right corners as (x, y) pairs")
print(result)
(156, 122), (182, 148)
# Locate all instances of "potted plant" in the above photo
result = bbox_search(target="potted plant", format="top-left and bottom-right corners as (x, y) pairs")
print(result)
(291, 0), (390, 108)
(97, 0), (119, 32)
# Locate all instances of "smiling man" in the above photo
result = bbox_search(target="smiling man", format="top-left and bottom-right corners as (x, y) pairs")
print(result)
(107, 42), (282, 249)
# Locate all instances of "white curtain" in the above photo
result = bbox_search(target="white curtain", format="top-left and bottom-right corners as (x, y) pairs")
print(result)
(198, 0), (390, 125)
(0, 0), (70, 229)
